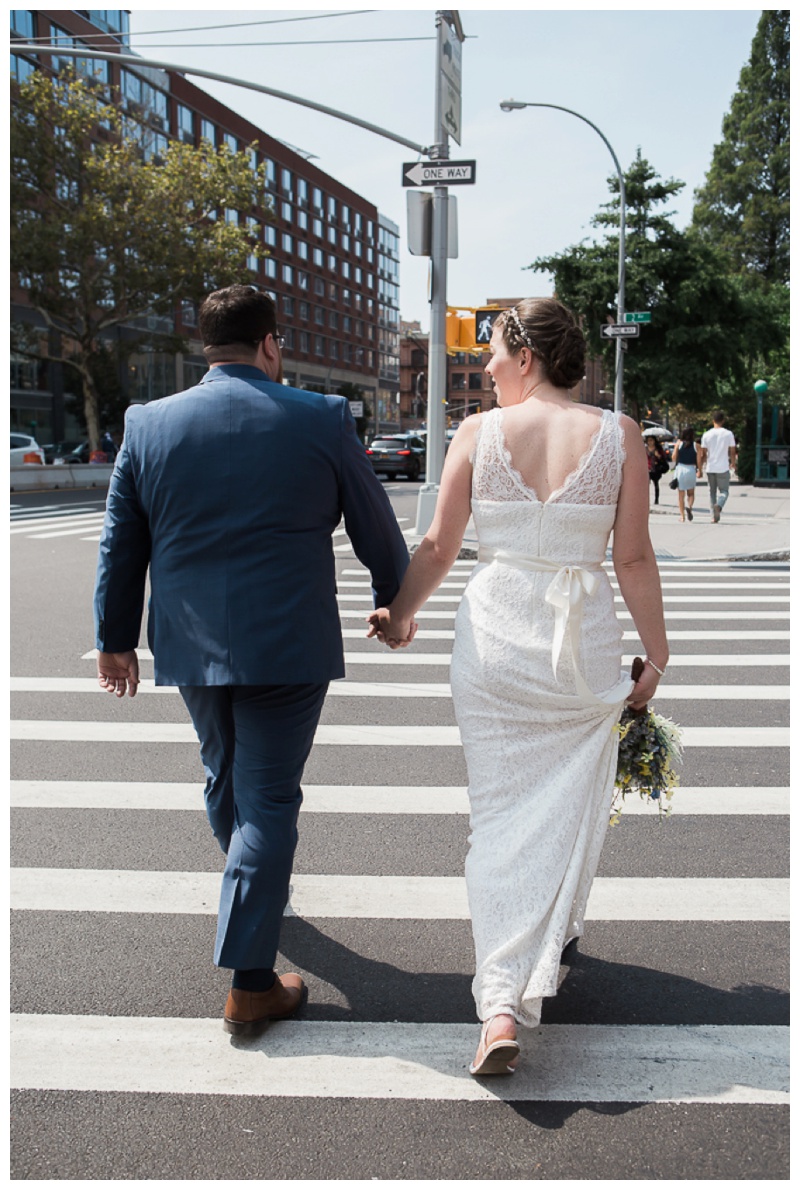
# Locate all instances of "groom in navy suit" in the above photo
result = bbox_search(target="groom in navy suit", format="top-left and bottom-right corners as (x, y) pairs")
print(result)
(94, 285), (409, 1033)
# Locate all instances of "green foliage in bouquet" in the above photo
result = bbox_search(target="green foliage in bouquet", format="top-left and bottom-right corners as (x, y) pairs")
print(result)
(611, 708), (683, 826)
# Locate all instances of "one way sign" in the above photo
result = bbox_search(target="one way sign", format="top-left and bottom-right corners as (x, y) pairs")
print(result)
(402, 160), (477, 187)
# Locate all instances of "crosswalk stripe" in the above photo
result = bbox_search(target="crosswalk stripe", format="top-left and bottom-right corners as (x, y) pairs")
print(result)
(338, 580), (789, 594)
(10, 781), (789, 816)
(10, 1016), (788, 1104)
(9, 677), (789, 701)
(340, 652), (788, 667)
(336, 592), (789, 605)
(10, 870), (788, 920)
(339, 608), (790, 621)
(8, 721), (790, 747)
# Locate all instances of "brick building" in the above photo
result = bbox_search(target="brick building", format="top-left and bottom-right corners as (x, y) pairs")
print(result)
(11, 9), (400, 442)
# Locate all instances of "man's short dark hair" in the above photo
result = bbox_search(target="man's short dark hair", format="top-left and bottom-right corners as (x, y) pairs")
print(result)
(199, 285), (278, 350)
(712, 410), (726, 424)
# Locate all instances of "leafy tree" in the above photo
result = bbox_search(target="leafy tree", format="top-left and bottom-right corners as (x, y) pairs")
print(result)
(11, 69), (271, 448)
(527, 152), (781, 424)
(692, 10), (789, 286)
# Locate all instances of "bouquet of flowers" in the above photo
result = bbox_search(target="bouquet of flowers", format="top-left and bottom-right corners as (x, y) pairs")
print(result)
(610, 659), (683, 826)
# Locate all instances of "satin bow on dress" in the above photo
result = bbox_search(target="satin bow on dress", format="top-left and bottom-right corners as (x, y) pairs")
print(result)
(477, 547), (633, 706)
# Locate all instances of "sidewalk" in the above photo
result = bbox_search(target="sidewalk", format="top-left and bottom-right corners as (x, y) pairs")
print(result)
(451, 478), (790, 562)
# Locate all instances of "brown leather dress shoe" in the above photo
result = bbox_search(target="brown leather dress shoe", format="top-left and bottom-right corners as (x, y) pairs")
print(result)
(223, 973), (306, 1035)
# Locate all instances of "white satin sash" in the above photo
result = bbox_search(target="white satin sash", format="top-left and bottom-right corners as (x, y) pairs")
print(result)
(477, 547), (633, 707)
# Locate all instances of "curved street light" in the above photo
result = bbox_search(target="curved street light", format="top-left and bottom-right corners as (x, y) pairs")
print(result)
(499, 100), (627, 413)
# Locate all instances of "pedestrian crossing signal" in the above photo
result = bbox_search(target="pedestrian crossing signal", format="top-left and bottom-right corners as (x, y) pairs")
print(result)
(475, 308), (502, 347)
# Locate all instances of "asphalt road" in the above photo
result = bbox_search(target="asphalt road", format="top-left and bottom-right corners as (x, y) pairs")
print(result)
(10, 482), (789, 1180)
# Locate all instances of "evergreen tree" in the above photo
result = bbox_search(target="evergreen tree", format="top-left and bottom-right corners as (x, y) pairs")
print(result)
(528, 152), (778, 424)
(692, 10), (789, 285)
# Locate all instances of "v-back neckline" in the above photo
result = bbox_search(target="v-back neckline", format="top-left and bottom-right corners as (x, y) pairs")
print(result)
(496, 407), (610, 505)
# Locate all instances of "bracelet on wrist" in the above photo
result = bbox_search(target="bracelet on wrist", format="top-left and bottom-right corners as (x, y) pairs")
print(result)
(645, 657), (666, 677)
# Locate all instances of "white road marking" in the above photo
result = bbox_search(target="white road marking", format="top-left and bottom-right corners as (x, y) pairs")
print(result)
(10, 781), (789, 816)
(338, 608), (790, 621)
(339, 652), (788, 667)
(9, 721), (791, 747)
(10, 677), (789, 701)
(10, 1016), (788, 1104)
(10, 870), (789, 921)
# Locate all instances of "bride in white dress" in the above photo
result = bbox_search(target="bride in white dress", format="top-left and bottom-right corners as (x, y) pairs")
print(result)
(367, 299), (669, 1077)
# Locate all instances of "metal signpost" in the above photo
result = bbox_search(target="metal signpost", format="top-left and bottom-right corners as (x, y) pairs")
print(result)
(415, 10), (466, 535)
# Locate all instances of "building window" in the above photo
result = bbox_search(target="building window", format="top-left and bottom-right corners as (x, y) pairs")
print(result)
(297, 178), (308, 208)
(263, 157), (276, 188)
(180, 300), (197, 327)
(283, 328), (294, 350)
(328, 226), (337, 245)
(225, 209), (239, 225)
(300, 332), (310, 353)
(314, 307), (324, 326)
(354, 293), (363, 311)
(264, 226), (277, 247)
(329, 311), (338, 330)
(282, 233), (293, 253)
(297, 210), (308, 231)
(330, 283), (338, 302)
(200, 118), (216, 145)
(315, 335), (325, 357)
(341, 203), (351, 229)
(341, 233), (350, 253)
(297, 240), (308, 260)
(281, 202), (292, 222)
(354, 239), (362, 258)
(176, 103), (194, 144)
(282, 295), (294, 316)
(297, 271), (309, 291)
(282, 265), (293, 285)
(342, 288), (351, 305)
(281, 167), (292, 196)
(366, 273), (374, 289)
(330, 340), (339, 360)
(264, 258), (277, 279)
(312, 218), (323, 239)
(469, 372), (484, 391)
(451, 373), (466, 391)
(11, 53), (35, 83)
(354, 267), (362, 285)
(328, 255), (337, 273)
(223, 132), (238, 153)
(313, 247), (324, 267)
(247, 252), (258, 272)
(341, 261), (350, 280)
(11, 10), (34, 37)
(312, 186), (323, 215)
(327, 195), (337, 221)
(248, 146), (258, 172)
(314, 277), (325, 296)
(299, 301), (309, 321)
(343, 316), (352, 333)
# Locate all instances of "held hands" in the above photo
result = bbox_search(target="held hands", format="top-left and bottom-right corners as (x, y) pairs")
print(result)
(97, 649), (140, 697)
(366, 608), (418, 649)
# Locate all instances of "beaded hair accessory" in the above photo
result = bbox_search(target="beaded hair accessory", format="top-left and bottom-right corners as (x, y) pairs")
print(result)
(507, 306), (536, 353)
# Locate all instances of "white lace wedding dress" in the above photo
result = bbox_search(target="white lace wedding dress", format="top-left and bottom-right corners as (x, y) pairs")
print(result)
(450, 406), (634, 1028)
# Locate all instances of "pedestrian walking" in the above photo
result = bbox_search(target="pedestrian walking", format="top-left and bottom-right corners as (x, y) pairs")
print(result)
(671, 428), (699, 522)
(698, 410), (737, 522)
(100, 430), (116, 462)
(367, 299), (668, 1077)
(93, 285), (409, 1036)
(645, 434), (669, 506)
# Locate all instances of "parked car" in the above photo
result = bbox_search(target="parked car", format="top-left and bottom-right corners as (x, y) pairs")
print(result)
(10, 433), (45, 465)
(365, 433), (426, 480)
(40, 439), (88, 464)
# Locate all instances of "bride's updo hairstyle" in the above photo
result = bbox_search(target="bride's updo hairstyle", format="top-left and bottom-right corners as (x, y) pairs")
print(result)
(496, 298), (586, 390)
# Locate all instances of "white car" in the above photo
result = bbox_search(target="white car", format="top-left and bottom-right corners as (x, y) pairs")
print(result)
(10, 433), (45, 465)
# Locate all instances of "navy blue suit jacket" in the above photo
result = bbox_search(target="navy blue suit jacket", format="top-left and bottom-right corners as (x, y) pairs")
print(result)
(93, 365), (409, 685)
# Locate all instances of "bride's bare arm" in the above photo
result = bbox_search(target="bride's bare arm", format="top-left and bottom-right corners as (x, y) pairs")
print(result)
(612, 417), (669, 704)
(367, 415), (479, 643)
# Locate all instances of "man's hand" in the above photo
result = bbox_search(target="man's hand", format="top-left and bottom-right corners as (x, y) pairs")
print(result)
(97, 650), (140, 697)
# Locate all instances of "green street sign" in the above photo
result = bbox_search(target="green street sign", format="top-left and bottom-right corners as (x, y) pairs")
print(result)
(624, 312), (652, 323)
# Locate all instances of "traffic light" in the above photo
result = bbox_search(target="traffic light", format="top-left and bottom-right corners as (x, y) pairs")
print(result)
(445, 306), (502, 354)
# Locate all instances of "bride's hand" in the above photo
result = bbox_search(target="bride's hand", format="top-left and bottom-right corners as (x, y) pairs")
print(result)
(626, 664), (661, 711)
(366, 608), (418, 649)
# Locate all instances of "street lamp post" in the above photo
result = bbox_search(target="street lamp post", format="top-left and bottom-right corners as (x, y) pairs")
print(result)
(499, 100), (626, 413)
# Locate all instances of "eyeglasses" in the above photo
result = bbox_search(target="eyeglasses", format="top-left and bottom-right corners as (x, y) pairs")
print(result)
(274, 334), (286, 349)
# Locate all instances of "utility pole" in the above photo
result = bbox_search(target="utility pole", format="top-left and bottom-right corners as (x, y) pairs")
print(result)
(415, 10), (465, 535)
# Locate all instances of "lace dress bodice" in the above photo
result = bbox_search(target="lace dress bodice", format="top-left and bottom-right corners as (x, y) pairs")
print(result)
(469, 407), (626, 566)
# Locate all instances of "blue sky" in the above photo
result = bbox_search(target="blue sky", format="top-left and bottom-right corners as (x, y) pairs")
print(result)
(126, 5), (762, 329)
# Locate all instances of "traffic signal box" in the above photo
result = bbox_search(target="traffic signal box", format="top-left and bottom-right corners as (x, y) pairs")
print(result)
(445, 305), (503, 355)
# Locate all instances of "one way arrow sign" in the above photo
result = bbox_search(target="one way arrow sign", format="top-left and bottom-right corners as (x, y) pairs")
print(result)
(402, 160), (477, 187)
